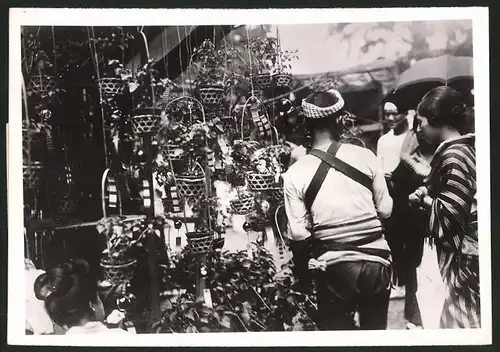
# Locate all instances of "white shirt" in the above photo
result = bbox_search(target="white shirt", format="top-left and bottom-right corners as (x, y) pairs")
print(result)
(283, 143), (393, 242)
(377, 130), (408, 173)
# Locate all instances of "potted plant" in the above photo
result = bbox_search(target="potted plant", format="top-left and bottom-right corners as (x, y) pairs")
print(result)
(91, 28), (135, 99)
(97, 216), (148, 285)
(22, 28), (59, 99)
(245, 144), (291, 192)
(244, 37), (298, 90)
(127, 59), (168, 136)
(192, 39), (238, 107)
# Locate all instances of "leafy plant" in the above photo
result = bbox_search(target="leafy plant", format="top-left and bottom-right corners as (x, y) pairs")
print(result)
(96, 216), (153, 264)
(249, 144), (292, 175)
(192, 39), (239, 87)
(126, 59), (170, 109)
(154, 243), (318, 333)
(90, 27), (135, 78)
(243, 37), (299, 75)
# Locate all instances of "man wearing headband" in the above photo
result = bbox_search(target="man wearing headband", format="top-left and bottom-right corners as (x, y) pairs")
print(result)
(283, 89), (393, 330)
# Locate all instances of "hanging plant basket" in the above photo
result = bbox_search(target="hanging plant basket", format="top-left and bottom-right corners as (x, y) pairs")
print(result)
(23, 162), (44, 189)
(100, 258), (137, 285)
(251, 73), (272, 90)
(131, 108), (162, 136)
(164, 144), (185, 161)
(246, 172), (279, 192)
(220, 116), (236, 133)
(230, 194), (255, 215)
(272, 73), (292, 88)
(197, 85), (225, 106)
(26, 75), (57, 96)
(97, 78), (125, 99)
(269, 189), (284, 203)
(252, 218), (271, 232)
(186, 232), (214, 254)
(175, 175), (206, 200)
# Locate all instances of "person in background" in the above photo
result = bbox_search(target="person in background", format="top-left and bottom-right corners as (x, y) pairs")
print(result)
(409, 86), (479, 329)
(387, 125), (434, 329)
(34, 259), (131, 334)
(377, 101), (411, 300)
(283, 89), (393, 330)
(377, 102), (411, 176)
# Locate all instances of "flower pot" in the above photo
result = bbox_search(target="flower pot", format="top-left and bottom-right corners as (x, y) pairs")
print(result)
(197, 85), (225, 106)
(26, 75), (57, 96)
(96, 78), (125, 99)
(272, 73), (292, 88)
(100, 258), (137, 285)
(269, 189), (284, 204)
(175, 175), (206, 200)
(186, 232), (214, 254)
(219, 116), (236, 133)
(23, 162), (43, 189)
(246, 172), (279, 192)
(131, 108), (162, 136)
(230, 194), (255, 215)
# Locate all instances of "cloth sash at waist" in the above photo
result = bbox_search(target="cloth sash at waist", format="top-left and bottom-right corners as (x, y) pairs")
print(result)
(311, 231), (391, 261)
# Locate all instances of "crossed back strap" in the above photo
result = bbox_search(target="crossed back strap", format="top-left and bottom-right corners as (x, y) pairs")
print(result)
(304, 142), (372, 211)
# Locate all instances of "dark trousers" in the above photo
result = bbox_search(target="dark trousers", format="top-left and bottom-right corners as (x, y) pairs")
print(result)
(316, 261), (391, 330)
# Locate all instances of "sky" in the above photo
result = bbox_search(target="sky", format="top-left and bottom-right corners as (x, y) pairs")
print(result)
(273, 20), (472, 75)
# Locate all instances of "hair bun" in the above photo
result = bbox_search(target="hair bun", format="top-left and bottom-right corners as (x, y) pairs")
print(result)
(451, 103), (466, 117)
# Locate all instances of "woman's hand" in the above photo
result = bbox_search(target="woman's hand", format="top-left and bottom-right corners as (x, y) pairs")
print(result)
(409, 186), (429, 207)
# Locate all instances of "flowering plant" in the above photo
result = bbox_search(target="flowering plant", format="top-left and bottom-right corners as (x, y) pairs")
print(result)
(243, 37), (298, 75)
(249, 144), (292, 175)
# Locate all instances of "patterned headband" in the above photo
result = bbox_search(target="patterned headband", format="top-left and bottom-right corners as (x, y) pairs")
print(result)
(301, 89), (345, 119)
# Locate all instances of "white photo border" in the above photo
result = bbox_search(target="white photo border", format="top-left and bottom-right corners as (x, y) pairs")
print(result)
(8, 7), (491, 346)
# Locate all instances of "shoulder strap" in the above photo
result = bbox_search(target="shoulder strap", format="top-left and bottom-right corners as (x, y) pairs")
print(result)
(304, 143), (372, 211)
(304, 143), (341, 211)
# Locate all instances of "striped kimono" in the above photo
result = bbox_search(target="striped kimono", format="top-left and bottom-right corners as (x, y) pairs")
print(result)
(424, 134), (480, 329)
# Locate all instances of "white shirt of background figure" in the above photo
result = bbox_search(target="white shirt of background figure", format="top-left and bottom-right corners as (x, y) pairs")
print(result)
(376, 102), (412, 175)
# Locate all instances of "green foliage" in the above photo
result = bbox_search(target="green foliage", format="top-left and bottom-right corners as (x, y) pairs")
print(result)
(192, 39), (239, 87)
(154, 244), (318, 333)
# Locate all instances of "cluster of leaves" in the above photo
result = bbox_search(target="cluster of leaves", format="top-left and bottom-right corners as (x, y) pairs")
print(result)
(126, 59), (171, 109)
(192, 39), (239, 87)
(155, 244), (318, 333)
(243, 37), (299, 75)
(90, 28), (135, 73)
(249, 144), (292, 175)
(225, 140), (261, 187)
(21, 29), (55, 76)
(96, 216), (162, 263)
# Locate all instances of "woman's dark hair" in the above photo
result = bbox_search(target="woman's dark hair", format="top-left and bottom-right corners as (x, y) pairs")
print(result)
(417, 86), (467, 131)
(34, 259), (98, 328)
(304, 91), (346, 140)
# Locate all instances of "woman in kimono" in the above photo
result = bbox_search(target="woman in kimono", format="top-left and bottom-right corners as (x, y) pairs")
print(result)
(409, 86), (479, 329)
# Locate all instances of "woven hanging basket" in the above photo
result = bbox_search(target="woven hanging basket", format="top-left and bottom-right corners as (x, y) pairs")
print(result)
(252, 218), (271, 232)
(197, 85), (225, 106)
(186, 232), (214, 254)
(230, 194), (255, 215)
(220, 116), (236, 133)
(269, 189), (284, 203)
(164, 144), (185, 161)
(23, 162), (44, 189)
(251, 73), (272, 90)
(97, 78), (125, 98)
(100, 258), (137, 285)
(26, 75), (57, 96)
(272, 73), (292, 88)
(131, 108), (162, 136)
(175, 175), (206, 200)
(246, 172), (279, 192)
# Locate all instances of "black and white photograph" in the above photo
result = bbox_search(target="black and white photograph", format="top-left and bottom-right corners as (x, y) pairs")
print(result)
(8, 7), (491, 346)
